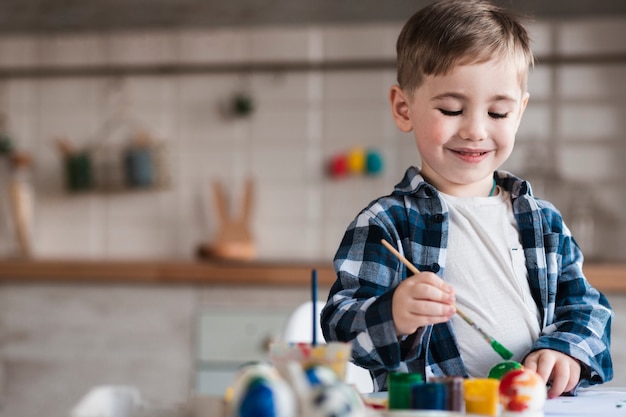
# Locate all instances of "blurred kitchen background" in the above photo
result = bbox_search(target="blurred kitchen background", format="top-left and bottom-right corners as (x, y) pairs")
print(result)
(0, 0), (623, 262)
(0, 1), (624, 416)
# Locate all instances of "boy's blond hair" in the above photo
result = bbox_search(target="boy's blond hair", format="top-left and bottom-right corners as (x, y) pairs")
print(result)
(396, 0), (534, 94)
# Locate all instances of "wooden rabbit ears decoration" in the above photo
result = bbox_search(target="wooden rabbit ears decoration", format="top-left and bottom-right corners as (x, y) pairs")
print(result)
(197, 178), (256, 261)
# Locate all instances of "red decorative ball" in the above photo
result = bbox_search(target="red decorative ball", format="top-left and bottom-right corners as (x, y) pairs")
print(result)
(329, 154), (349, 178)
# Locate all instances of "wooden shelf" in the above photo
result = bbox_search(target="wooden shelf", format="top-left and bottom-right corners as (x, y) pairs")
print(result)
(0, 259), (624, 292)
(0, 259), (336, 286)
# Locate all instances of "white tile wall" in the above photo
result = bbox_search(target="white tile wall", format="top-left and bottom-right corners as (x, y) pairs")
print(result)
(249, 27), (313, 62)
(557, 18), (626, 55)
(107, 31), (179, 65)
(322, 24), (400, 60)
(0, 18), (624, 262)
(0, 36), (39, 67)
(177, 29), (249, 63)
(39, 33), (108, 67)
(559, 65), (626, 100)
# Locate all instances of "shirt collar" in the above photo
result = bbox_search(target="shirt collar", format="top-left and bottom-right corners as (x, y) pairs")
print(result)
(392, 166), (534, 199)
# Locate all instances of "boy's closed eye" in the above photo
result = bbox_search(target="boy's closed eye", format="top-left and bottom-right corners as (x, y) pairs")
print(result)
(437, 108), (509, 119)
(439, 108), (462, 117)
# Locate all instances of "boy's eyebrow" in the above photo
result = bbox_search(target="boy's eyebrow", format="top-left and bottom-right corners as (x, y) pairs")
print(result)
(431, 92), (466, 101)
(431, 92), (518, 103)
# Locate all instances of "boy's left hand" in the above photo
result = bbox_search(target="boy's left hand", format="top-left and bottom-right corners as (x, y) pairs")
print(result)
(523, 349), (582, 399)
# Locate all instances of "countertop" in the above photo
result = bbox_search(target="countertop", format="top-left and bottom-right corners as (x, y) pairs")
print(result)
(0, 259), (625, 292)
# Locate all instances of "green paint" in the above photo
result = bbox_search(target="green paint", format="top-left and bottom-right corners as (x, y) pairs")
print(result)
(491, 340), (514, 360)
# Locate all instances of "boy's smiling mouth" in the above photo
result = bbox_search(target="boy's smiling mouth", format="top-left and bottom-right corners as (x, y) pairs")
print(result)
(456, 150), (489, 156)
(449, 148), (492, 162)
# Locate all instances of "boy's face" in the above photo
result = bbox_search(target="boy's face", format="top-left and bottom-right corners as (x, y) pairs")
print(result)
(390, 58), (529, 196)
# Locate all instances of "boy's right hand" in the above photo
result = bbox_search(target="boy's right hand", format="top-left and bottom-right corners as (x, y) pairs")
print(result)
(392, 272), (456, 336)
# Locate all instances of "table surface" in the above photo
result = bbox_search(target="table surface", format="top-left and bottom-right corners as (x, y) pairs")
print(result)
(543, 388), (626, 416)
(188, 388), (626, 417)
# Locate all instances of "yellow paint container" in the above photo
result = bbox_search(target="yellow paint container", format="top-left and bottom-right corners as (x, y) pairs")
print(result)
(464, 378), (500, 416)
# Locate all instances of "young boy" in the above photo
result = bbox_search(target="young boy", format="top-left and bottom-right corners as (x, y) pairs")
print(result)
(320, 0), (613, 399)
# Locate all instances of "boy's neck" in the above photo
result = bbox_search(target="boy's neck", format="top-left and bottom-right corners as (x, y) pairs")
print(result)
(421, 172), (496, 197)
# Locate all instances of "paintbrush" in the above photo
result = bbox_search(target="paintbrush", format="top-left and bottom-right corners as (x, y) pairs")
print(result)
(311, 269), (318, 346)
(380, 239), (514, 360)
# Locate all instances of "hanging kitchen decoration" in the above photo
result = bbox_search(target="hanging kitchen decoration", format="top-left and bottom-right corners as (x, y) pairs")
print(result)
(230, 91), (255, 118)
(220, 70), (256, 120)
(327, 147), (384, 179)
(53, 79), (171, 193)
(55, 137), (94, 192)
(123, 130), (171, 189)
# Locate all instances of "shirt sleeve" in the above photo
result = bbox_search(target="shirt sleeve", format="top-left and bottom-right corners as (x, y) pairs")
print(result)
(320, 206), (424, 373)
(529, 215), (613, 387)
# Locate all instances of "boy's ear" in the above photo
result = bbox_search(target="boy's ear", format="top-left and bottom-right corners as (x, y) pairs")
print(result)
(389, 85), (413, 132)
(515, 91), (530, 131)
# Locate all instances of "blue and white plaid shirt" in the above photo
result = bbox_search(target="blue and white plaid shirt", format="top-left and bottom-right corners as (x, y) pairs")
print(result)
(321, 166), (613, 392)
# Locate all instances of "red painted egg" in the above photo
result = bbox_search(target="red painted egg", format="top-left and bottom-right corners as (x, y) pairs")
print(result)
(499, 368), (546, 413)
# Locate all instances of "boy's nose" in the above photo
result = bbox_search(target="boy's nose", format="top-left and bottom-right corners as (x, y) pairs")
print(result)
(459, 116), (487, 141)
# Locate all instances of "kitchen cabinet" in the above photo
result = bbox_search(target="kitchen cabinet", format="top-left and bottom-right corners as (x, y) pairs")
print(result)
(0, 283), (196, 417)
(195, 309), (290, 395)
(192, 284), (326, 396)
(0, 275), (323, 417)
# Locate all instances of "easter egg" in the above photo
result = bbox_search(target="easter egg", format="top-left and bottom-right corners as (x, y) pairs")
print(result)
(499, 368), (546, 413)
(228, 363), (296, 417)
(308, 382), (363, 417)
(305, 365), (339, 387)
(238, 378), (279, 417)
(488, 361), (523, 380)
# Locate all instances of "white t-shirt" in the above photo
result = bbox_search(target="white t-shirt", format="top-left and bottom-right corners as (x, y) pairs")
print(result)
(440, 187), (541, 378)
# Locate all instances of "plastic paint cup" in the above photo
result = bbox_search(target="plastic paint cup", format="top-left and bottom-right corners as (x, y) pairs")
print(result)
(431, 376), (465, 412)
(464, 378), (500, 416)
(412, 382), (447, 410)
(388, 372), (423, 410)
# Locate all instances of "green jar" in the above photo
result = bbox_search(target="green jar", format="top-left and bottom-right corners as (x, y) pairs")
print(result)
(65, 152), (93, 192)
(388, 371), (423, 409)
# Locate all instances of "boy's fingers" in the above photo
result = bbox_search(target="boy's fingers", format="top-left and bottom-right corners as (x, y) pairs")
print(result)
(406, 300), (456, 317)
(524, 351), (582, 398)
(524, 353), (553, 387)
(403, 274), (455, 302)
(547, 361), (568, 398)
(565, 360), (582, 394)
